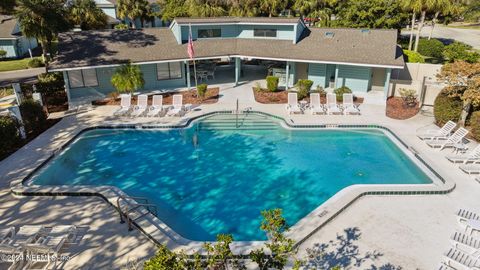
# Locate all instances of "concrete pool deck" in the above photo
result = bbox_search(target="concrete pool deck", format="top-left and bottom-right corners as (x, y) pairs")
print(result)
(0, 82), (479, 269)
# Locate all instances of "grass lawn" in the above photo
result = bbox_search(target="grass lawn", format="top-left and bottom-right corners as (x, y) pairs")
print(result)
(0, 57), (42, 72)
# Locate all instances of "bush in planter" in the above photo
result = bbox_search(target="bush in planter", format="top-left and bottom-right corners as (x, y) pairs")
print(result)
(433, 90), (463, 126)
(296, 79), (313, 100)
(417, 38), (445, 59)
(314, 85), (327, 96)
(27, 58), (44, 68)
(19, 99), (47, 134)
(37, 72), (64, 94)
(470, 111), (480, 141)
(266, 76), (279, 92)
(333, 86), (352, 101)
(0, 115), (21, 157)
(399, 88), (418, 107)
(197, 83), (208, 98)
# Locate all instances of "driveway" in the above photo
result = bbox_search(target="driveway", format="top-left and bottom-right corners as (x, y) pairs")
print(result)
(401, 25), (480, 49)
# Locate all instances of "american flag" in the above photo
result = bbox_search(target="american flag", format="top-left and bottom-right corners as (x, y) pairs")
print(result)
(187, 24), (194, 59)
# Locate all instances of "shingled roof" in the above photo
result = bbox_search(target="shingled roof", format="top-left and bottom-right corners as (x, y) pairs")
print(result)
(0, 15), (19, 39)
(50, 27), (404, 71)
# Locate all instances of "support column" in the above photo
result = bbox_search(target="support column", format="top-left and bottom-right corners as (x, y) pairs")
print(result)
(185, 61), (191, 90)
(285, 62), (290, 89)
(384, 68), (392, 100)
(334, 64), (340, 88)
(235, 57), (241, 86)
(63, 71), (72, 109)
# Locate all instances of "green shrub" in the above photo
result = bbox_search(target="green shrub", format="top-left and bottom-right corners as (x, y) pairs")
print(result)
(433, 90), (463, 126)
(266, 76), (279, 92)
(417, 38), (445, 59)
(37, 72), (64, 94)
(403, 50), (425, 63)
(333, 86), (352, 101)
(296, 79), (313, 100)
(399, 88), (418, 107)
(443, 42), (480, 63)
(27, 58), (44, 68)
(0, 49), (7, 59)
(0, 115), (20, 158)
(19, 99), (47, 134)
(114, 23), (129, 30)
(470, 111), (480, 141)
(314, 85), (327, 96)
(0, 87), (14, 98)
(197, 83), (208, 98)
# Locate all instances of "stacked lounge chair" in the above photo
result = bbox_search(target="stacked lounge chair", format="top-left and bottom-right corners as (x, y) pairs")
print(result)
(342, 93), (360, 115)
(426, 128), (469, 150)
(326, 93), (341, 115)
(309, 93), (324, 115)
(130, 94), (148, 117)
(418, 121), (457, 140)
(447, 145), (480, 164)
(443, 247), (480, 269)
(460, 164), (480, 175)
(286, 92), (302, 114)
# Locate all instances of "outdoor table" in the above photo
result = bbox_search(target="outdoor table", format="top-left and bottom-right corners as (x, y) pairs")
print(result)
(453, 143), (468, 154)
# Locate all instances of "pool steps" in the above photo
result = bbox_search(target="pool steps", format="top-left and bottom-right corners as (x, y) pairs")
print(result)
(197, 113), (279, 131)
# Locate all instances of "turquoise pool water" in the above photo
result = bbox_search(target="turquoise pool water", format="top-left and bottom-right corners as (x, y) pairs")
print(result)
(31, 114), (432, 241)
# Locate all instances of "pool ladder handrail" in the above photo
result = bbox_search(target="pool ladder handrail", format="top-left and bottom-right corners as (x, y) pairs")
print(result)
(117, 195), (158, 231)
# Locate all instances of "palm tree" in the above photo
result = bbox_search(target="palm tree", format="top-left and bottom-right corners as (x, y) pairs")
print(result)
(117, 0), (150, 29)
(68, 0), (108, 30)
(16, 0), (71, 67)
(186, 0), (227, 17)
(427, 0), (454, 40)
(259, 0), (288, 17)
(111, 63), (145, 93)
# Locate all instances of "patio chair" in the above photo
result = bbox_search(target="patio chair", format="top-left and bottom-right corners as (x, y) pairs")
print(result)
(206, 69), (215, 80)
(285, 93), (301, 114)
(342, 93), (360, 115)
(326, 93), (341, 115)
(167, 94), (184, 117)
(147, 95), (165, 117)
(131, 94), (148, 117)
(450, 231), (480, 255)
(0, 227), (15, 241)
(114, 94), (132, 116)
(309, 93), (324, 115)
(446, 145), (480, 164)
(459, 164), (480, 175)
(443, 247), (480, 269)
(438, 262), (456, 270)
(417, 121), (457, 140)
(426, 127), (469, 150)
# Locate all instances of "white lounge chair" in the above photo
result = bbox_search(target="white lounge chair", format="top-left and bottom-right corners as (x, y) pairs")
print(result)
(147, 95), (165, 117)
(114, 94), (132, 116)
(285, 92), (302, 114)
(444, 247), (480, 269)
(457, 209), (480, 223)
(459, 164), (480, 175)
(326, 93), (341, 115)
(417, 120), (457, 140)
(446, 145), (480, 164)
(342, 93), (360, 115)
(451, 231), (480, 255)
(167, 94), (184, 116)
(0, 225), (46, 254)
(0, 227), (15, 241)
(130, 94), (148, 117)
(309, 93), (324, 115)
(438, 262), (456, 270)
(426, 127), (469, 150)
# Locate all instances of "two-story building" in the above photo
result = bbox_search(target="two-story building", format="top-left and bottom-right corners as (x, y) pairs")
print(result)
(0, 15), (38, 58)
(49, 17), (404, 106)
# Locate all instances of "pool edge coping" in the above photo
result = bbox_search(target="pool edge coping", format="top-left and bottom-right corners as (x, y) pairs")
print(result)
(9, 110), (456, 255)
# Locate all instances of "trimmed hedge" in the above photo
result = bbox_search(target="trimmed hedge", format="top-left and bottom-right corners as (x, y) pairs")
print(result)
(433, 90), (463, 126)
(27, 58), (44, 68)
(296, 79), (313, 100)
(334, 86), (352, 101)
(417, 38), (445, 59)
(0, 115), (20, 158)
(403, 50), (425, 63)
(470, 111), (480, 141)
(266, 76), (279, 92)
(19, 99), (47, 134)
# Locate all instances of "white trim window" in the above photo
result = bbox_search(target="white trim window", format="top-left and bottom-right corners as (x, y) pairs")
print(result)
(157, 62), (182, 80)
(253, 29), (277, 38)
(198, 29), (221, 38)
(67, 69), (99, 88)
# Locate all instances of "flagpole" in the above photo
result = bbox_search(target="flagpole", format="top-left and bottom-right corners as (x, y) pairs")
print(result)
(189, 24), (198, 96)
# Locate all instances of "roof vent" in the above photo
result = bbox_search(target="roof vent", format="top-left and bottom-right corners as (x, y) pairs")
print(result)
(325, 32), (335, 38)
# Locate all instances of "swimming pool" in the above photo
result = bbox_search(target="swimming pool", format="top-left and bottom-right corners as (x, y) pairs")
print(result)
(29, 114), (432, 241)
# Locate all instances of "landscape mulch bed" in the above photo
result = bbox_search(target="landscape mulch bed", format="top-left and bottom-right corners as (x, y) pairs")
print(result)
(44, 91), (68, 113)
(92, 88), (220, 106)
(253, 88), (364, 104)
(386, 97), (420, 120)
